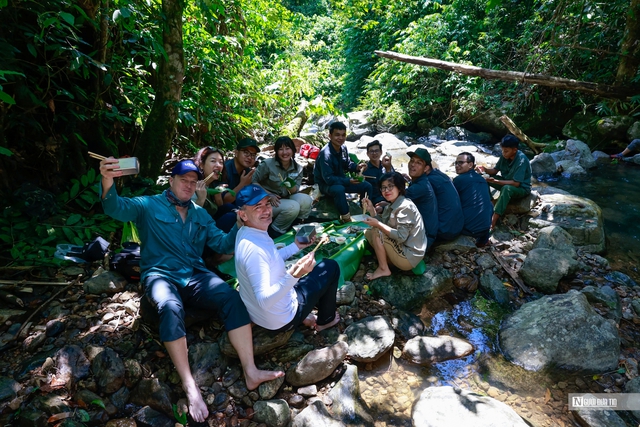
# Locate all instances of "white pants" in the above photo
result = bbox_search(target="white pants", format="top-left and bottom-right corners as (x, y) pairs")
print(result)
(271, 193), (313, 234)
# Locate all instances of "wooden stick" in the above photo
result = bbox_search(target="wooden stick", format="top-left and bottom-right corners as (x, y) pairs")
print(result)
(203, 171), (218, 184)
(88, 151), (107, 161)
(489, 247), (532, 294)
(0, 279), (75, 286)
(362, 175), (376, 179)
(362, 192), (368, 215)
(311, 235), (330, 253)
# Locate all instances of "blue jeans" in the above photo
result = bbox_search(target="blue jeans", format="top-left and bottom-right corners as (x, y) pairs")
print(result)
(145, 271), (250, 342)
(321, 181), (373, 215)
(274, 259), (340, 332)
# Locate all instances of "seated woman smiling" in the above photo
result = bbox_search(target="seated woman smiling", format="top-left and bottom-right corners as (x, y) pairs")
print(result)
(362, 172), (427, 280)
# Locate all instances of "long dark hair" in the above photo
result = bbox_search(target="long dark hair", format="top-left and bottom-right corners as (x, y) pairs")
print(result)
(194, 146), (226, 183)
(274, 136), (298, 170)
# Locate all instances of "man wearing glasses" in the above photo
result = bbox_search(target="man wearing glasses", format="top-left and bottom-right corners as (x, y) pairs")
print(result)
(313, 121), (372, 223)
(222, 138), (260, 206)
(364, 140), (394, 205)
(453, 152), (493, 247)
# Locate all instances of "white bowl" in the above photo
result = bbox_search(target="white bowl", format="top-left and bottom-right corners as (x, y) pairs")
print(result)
(334, 236), (346, 245)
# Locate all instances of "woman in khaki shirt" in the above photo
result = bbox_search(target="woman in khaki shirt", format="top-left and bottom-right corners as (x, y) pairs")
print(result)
(362, 172), (426, 280)
(252, 136), (312, 237)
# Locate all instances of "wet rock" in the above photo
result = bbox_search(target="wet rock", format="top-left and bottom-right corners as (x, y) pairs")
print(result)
(92, 347), (125, 394)
(228, 380), (249, 399)
(475, 253), (496, 270)
(453, 274), (478, 292)
(433, 235), (476, 253)
(625, 377), (640, 420)
(17, 408), (49, 427)
(105, 419), (137, 427)
(499, 290), (619, 372)
(45, 319), (66, 337)
(83, 271), (127, 295)
(369, 266), (452, 311)
(605, 271), (638, 288)
(402, 336), (474, 365)
(344, 316), (394, 363)
(0, 377), (20, 403)
(31, 393), (71, 415)
(289, 394), (305, 408)
(327, 364), (374, 426)
(412, 386), (528, 426)
(562, 139), (597, 170)
(110, 387), (130, 412)
(297, 385), (318, 397)
(592, 150), (611, 163)
(23, 330), (46, 353)
(130, 378), (173, 416)
(532, 225), (577, 258)
(189, 342), (226, 387)
(530, 152), (557, 176)
(556, 159), (587, 178)
(479, 272), (509, 305)
(390, 310), (425, 340)
(259, 375), (285, 400)
(55, 345), (90, 386)
(292, 400), (344, 427)
(581, 285), (622, 322)
(269, 332), (314, 363)
(504, 192), (539, 215)
(253, 399), (291, 427)
(73, 389), (103, 408)
(124, 359), (142, 388)
(219, 327), (293, 358)
(223, 364), (242, 387)
(336, 281), (356, 306)
(519, 248), (579, 293)
(286, 341), (348, 386)
(530, 193), (605, 253)
(573, 406), (627, 427)
(133, 406), (174, 427)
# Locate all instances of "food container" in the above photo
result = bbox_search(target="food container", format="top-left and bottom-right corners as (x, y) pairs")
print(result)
(296, 225), (317, 243)
(117, 157), (140, 176)
(334, 236), (346, 245)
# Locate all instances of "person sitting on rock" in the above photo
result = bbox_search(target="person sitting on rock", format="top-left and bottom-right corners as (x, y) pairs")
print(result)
(611, 139), (640, 159)
(252, 136), (312, 238)
(216, 137), (260, 232)
(420, 150), (464, 242)
(453, 152), (493, 247)
(313, 121), (372, 223)
(364, 140), (394, 205)
(404, 148), (439, 250)
(362, 172), (426, 280)
(235, 184), (341, 332)
(99, 159), (283, 423)
(476, 134), (531, 230)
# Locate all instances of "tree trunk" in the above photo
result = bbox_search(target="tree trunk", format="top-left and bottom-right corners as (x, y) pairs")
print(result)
(135, 0), (184, 177)
(616, 0), (640, 87)
(375, 51), (635, 100)
(499, 115), (547, 155)
(281, 100), (308, 138)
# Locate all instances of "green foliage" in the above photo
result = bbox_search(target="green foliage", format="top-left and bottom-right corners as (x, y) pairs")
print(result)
(173, 403), (188, 426)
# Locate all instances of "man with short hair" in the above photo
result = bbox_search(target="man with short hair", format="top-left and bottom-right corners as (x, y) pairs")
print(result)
(405, 148), (439, 250)
(365, 140), (394, 205)
(477, 134), (532, 230)
(453, 152), (493, 246)
(313, 121), (372, 223)
(99, 158), (282, 423)
(418, 149), (464, 241)
(235, 184), (341, 333)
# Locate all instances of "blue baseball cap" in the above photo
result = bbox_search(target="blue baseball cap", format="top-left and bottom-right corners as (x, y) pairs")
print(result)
(171, 159), (203, 180)
(236, 184), (269, 207)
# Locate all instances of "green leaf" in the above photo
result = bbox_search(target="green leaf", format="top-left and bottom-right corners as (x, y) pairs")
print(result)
(69, 182), (80, 199)
(59, 12), (75, 26)
(0, 145), (13, 156)
(76, 409), (90, 422)
(81, 174), (88, 187)
(90, 399), (106, 409)
(62, 227), (76, 242)
(0, 91), (15, 105)
(66, 214), (82, 226)
(27, 43), (37, 57)
(42, 17), (57, 28)
(87, 168), (96, 182)
(0, 0), (7, 8)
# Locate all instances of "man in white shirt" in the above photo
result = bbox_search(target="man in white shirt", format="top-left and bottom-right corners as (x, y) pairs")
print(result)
(235, 184), (341, 332)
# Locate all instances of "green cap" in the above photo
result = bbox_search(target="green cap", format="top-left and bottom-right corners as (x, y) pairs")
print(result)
(407, 148), (432, 164)
(236, 137), (261, 152)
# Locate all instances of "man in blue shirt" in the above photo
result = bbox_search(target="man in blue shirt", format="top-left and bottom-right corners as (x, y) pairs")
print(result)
(405, 148), (439, 250)
(365, 140), (394, 205)
(100, 158), (282, 423)
(453, 152), (493, 246)
(313, 121), (372, 223)
(477, 134), (531, 230)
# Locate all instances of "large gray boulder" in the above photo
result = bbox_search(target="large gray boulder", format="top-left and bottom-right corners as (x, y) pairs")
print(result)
(188, 342), (227, 387)
(344, 316), (395, 363)
(499, 290), (620, 372)
(503, 191), (539, 215)
(253, 399), (291, 427)
(556, 159), (587, 178)
(412, 386), (528, 427)
(531, 225), (577, 259)
(530, 152), (557, 175)
(580, 285), (622, 323)
(285, 341), (348, 386)
(219, 327), (293, 358)
(596, 115), (635, 141)
(402, 336), (474, 365)
(368, 266), (452, 311)
(561, 139), (596, 170)
(346, 110), (375, 141)
(519, 248), (579, 293)
(529, 193), (605, 253)
(327, 365), (374, 427)
(292, 400), (344, 427)
(562, 112), (600, 147)
(628, 121), (640, 141)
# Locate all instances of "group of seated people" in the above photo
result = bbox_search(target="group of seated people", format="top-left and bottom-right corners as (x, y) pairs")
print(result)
(96, 124), (531, 423)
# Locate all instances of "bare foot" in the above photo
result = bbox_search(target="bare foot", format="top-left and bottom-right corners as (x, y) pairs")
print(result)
(365, 267), (391, 281)
(315, 313), (341, 332)
(183, 380), (209, 423)
(245, 368), (285, 391)
(303, 313), (317, 328)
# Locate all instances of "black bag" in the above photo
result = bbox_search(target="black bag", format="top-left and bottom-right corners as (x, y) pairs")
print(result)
(110, 242), (141, 282)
